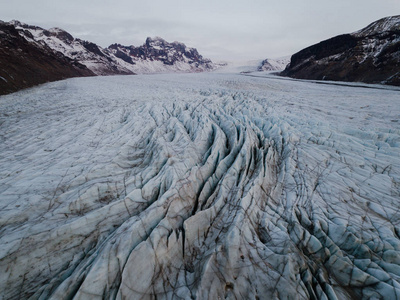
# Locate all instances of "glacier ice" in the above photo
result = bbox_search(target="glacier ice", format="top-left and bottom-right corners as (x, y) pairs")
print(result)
(0, 73), (399, 299)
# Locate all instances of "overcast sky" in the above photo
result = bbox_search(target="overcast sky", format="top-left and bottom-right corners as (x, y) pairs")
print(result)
(1, 0), (399, 61)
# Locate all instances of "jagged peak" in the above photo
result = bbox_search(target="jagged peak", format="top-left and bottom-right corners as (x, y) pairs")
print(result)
(7, 20), (46, 33)
(45, 27), (74, 42)
(144, 37), (195, 54)
(8, 20), (24, 27)
(146, 36), (166, 43)
(171, 41), (189, 49)
(109, 43), (134, 49)
(145, 36), (168, 48)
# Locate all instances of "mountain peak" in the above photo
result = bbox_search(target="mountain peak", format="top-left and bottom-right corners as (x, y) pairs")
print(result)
(146, 36), (165, 42)
(8, 20), (24, 27)
(108, 36), (215, 73)
(45, 27), (74, 42)
(145, 36), (167, 47)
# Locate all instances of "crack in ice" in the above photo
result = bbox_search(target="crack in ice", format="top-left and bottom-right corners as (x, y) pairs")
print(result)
(0, 74), (399, 299)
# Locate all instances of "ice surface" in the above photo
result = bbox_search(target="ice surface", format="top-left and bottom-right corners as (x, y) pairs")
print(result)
(0, 73), (400, 299)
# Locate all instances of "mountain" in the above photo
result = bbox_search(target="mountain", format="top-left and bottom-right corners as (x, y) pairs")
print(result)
(9, 20), (134, 76)
(108, 37), (215, 73)
(11, 21), (216, 76)
(258, 56), (290, 72)
(0, 21), (94, 95)
(281, 16), (400, 86)
(0, 20), (216, 95)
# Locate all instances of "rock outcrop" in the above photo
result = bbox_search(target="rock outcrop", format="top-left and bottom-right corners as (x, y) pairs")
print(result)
(281, 16), (400, 86)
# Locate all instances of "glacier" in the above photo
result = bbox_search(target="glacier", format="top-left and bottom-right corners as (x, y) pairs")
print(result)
(0, 72), (400, 299)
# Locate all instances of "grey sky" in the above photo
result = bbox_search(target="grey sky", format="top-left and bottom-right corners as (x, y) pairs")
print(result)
(1, 0), (399, 61)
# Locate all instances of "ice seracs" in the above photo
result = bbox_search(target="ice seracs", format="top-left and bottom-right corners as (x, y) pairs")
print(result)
(0, 72), (399, 299)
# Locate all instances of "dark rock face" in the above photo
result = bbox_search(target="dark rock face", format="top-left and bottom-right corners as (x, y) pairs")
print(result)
(81, 40), (107, 58)
(108, 44), (135, 64)
(281, 16), (400, 86)
(0, 22), (94, 95)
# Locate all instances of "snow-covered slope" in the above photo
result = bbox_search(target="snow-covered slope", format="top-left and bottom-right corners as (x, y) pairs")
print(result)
(282, 15), (400, 86)
(10, 21), (133, 76)
(354, 15), (400, 36)
(1, 73), (399, 299)
(8, 21), (216, 76)
(258, 56), (290, 71)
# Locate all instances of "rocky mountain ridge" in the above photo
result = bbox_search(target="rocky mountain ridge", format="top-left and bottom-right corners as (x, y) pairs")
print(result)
(9, 20), (135, 76)
(0, 20), (216, 95)
(12, 21), (216, 75)
(0, 21), (94, 95)
(108, 37), (214, 73)
(281, 16), (400, 86)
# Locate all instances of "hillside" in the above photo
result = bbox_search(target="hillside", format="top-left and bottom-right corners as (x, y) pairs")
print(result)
(0, 22), (94, 95)
(281, 16), (400, 86)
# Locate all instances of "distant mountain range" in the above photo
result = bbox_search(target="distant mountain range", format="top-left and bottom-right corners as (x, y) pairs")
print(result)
(0, 20), (215, 95)
(1, 15), (399, 95)
(281, 16), (400, 86)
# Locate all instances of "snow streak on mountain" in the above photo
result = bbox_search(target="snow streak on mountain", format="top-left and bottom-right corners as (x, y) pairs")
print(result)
(9, 20), (215, 76)
(0, 73), (400, 299)
(258, 57), (290, 72)
(282, 15), (400, 86)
